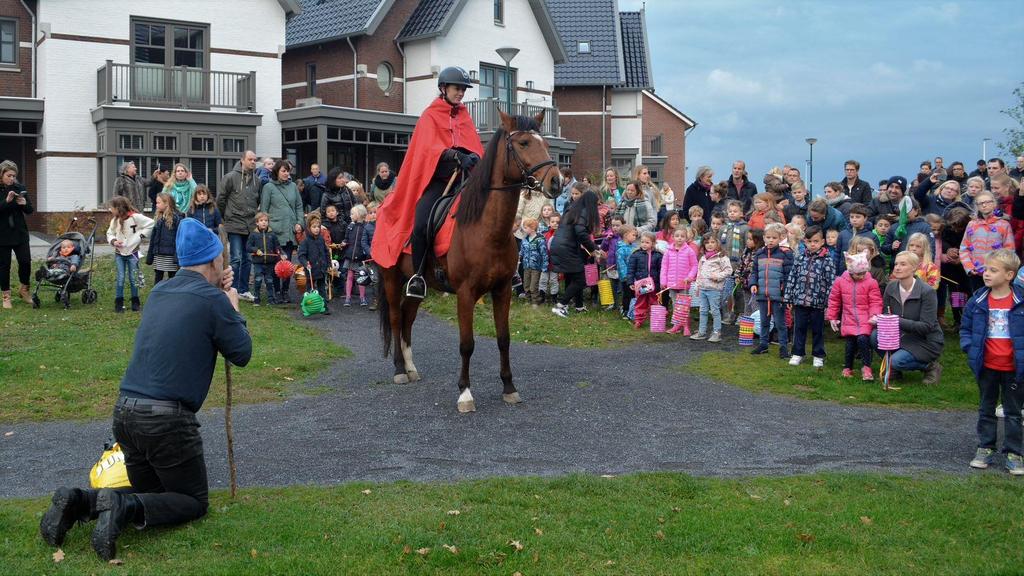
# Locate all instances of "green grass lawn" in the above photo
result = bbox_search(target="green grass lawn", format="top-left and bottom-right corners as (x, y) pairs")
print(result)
(420, 292), (676, 348)
(2, 472), (1020, 575)
(687, 329), (975, 410)
(0, 258), (348, 423)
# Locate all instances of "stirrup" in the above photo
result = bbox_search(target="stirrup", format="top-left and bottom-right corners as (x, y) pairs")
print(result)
(405, 274), (426, 299)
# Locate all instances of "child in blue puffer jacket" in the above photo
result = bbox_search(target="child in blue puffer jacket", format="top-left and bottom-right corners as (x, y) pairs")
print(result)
(616, 225), (638, 319)
(519, 218), (549, 305)
(625, 231), (662, 329)
(187, 185), (221, 231)
(749, 222), (794, 358)
(961, 249), (1024, 475)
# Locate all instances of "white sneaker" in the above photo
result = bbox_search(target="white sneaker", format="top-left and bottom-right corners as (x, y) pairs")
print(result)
(996, 404), (1005, 418)
(239, 291), (255, 302)
(788, 355), (802, 366)
(551, 304), (568, 318)
(812, 357), (825, 369)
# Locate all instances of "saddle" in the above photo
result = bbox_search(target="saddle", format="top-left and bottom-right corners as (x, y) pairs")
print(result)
(419, 180), (465, 294)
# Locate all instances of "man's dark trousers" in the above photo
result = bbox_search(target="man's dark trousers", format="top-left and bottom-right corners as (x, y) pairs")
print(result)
(112, 400), (209, 526)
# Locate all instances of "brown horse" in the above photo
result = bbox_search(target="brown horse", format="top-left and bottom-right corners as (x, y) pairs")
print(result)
(378, 110), (561, 412)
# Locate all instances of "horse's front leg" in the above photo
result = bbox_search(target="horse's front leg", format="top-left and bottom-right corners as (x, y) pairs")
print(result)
(491, 282), (520, 404)
(400, 297), (422, 382)
(455, 288), (477, 413)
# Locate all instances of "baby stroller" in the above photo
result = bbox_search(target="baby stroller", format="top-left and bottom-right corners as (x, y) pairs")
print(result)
(31, 217), (99, 309)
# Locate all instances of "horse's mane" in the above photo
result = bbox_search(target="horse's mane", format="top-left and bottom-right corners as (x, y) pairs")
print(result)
(455, 114), (541, 225)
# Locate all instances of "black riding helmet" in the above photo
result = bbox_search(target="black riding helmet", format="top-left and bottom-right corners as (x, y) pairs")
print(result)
(437, 66), (473, 90)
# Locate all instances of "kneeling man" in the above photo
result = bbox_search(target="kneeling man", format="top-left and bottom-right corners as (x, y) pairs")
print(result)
(40, 218), (252, 560)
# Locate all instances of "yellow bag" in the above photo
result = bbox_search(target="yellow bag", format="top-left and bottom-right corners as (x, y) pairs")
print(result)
(89, 442), (131, 489)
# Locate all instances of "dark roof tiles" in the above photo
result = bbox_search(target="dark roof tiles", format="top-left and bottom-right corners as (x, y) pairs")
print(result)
(548, 0), (624, 86)
(618, 11), (652, 89)
(396, 0), (459, 41)
(286, 0), (386, 48)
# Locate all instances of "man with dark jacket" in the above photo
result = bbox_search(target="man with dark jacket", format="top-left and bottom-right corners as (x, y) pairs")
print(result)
(302, 163), (327, 212)
(113, 161), (147, 213)
(842, 160), (873, 205)
(218, 150), (261, 301)
(727, 160), (758, 212)
(39, 219), (252, 561)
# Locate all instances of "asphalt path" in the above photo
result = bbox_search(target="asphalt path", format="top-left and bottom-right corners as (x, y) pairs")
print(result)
(1, 299), (979, 498)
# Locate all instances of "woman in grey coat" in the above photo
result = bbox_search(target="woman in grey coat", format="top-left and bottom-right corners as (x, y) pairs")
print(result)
(872, 251), (944, 385)
(259, 160), (304, 302)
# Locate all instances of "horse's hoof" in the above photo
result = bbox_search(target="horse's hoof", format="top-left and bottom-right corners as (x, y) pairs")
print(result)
(457, 400), (476, 413)
(407, 370), (421, 382)
(394, 374), (409, 385)
(502, 392), (522, 404)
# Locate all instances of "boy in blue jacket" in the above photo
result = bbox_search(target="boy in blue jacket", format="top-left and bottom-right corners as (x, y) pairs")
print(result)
(518, 218), (549, 306)
(962, 249), (1024, 475)
(245, 212), (281, 306)
(749, 222), (794, 358)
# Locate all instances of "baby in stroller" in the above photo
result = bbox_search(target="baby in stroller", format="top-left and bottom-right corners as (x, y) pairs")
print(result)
(44, 239), (81, 282)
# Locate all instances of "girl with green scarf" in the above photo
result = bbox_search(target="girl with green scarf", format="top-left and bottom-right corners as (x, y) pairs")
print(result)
(164, 163), (197, 213)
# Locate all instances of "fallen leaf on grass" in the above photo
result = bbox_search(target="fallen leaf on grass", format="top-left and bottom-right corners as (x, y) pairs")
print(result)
(797, 533), (815, 544)
(534, 527), (543, 536)
(600, 474), (615, 478)
(606, 560), (616, 566)
(361, 489), (372, 495)
(439, 521), (446, 531)
(792, 384), (815, 392)
(446, 509), (461, 515)
(402, 545), (412, 555)
(52, 549), (65, 563)
(109, 559), (124, 565)
(783, 499), (791, 506)
(657, 517), (665, 524)
(513, 572), (523, 576)
(509, 540), (524, 552)
(250, 549), (258, 559)
(749, 494), (763, 500)
(39, 365), (46, 369)
(274, 367), (282, 371)
(671, 506), (680, 512)
(416, 547), (431, 556)
(4, 431), (12, 437)
(655, 530), (665, 540)
(442, 544), (459, 554)
(283, 376), (294, 381)
(860, 516), (873, 525)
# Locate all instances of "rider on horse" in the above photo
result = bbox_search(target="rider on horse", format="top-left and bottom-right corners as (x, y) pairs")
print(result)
(370, 66), (484, 299)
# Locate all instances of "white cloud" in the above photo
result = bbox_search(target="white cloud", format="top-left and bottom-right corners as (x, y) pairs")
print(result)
(936, 2), (960, 23)
(869, 62), (901, 79)
(912, 59), (943, 74)
(707, 69), (762, 97)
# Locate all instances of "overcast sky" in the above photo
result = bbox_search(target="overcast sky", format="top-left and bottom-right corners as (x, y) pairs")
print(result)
(619, 0), (1024, 192)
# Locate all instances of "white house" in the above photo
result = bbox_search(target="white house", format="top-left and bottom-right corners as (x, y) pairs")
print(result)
(0, 0), (298, 231)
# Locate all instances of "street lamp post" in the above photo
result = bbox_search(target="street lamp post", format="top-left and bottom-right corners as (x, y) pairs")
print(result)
(495, 47), (520, 113)
(805, 138), (817, 197)
(983, 137), (991, 161)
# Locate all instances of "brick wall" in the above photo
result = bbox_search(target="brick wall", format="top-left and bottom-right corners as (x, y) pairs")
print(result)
(642, 93), (687, 194)
(0, 0), (34, 97)
(554, 86), (610, 179)
(281, 0), (414, 112)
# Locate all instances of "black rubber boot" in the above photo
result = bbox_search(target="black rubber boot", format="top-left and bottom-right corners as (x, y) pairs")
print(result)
(114, 298), (124, 313)
(130, 297), (140, 312)
(91, 489), (142, 561)
(40, 487), (90, 547)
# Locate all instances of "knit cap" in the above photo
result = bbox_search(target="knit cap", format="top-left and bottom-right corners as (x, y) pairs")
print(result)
(176, 217), (223, 266)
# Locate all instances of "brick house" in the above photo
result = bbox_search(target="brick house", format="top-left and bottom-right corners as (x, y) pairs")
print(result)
(0, 0), (297, 233)
(279, 0), (577, 186)
(548, 0), (695, 194)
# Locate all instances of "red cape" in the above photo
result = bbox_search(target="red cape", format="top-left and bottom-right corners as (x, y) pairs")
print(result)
(371, 97), (484, 268)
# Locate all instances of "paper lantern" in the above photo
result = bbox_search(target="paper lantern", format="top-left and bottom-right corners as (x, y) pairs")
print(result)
(737, 315), (755, 346)
(950, 291), (967, 308)
(649, 304), (667, 333)
(876, 314), (901, 351)
(274, 259), (294, 280)
(598, 278), (614, 305)
(584, 263), (599, 287)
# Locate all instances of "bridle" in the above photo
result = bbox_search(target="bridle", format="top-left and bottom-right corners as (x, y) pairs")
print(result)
(490, 129), (557, 193)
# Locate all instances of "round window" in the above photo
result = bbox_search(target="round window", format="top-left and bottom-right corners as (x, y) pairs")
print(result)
(376, 62), (393, 92)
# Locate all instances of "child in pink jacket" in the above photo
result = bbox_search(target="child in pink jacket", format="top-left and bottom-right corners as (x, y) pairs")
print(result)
(826, 251), (883, 380)
(661, 227), (697, 313)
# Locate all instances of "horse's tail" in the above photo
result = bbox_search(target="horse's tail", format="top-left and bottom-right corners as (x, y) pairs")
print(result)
(378, 279), (392, 358)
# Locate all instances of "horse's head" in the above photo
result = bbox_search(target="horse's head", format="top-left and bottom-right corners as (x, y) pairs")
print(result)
(498, 109), (561, 199)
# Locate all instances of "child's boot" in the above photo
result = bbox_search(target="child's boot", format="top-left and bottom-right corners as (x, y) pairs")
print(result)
(1, 290), (11, 309)
(19, 284), (32, 304)
(861, 366), (873, 381)
(666, 323), (683, 334)
(130, 297), (140, 312)
(841, 367), (854, 378)
(682, 322), (691, 336)
(114, 298), (124, 313)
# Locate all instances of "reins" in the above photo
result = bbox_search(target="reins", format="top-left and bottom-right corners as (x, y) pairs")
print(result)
(486, 129), (557, 193)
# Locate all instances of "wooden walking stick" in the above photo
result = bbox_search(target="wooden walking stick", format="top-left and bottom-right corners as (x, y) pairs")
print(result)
(220, 230), (238, 498)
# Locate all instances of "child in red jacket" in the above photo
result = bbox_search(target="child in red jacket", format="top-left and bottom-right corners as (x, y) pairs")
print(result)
(826, 251), (883, 380)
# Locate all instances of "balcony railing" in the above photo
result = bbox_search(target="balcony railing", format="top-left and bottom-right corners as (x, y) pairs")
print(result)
(643, 133), (664, 156)
(464, 99), (559, 137)
(96, 60), (256, 112)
